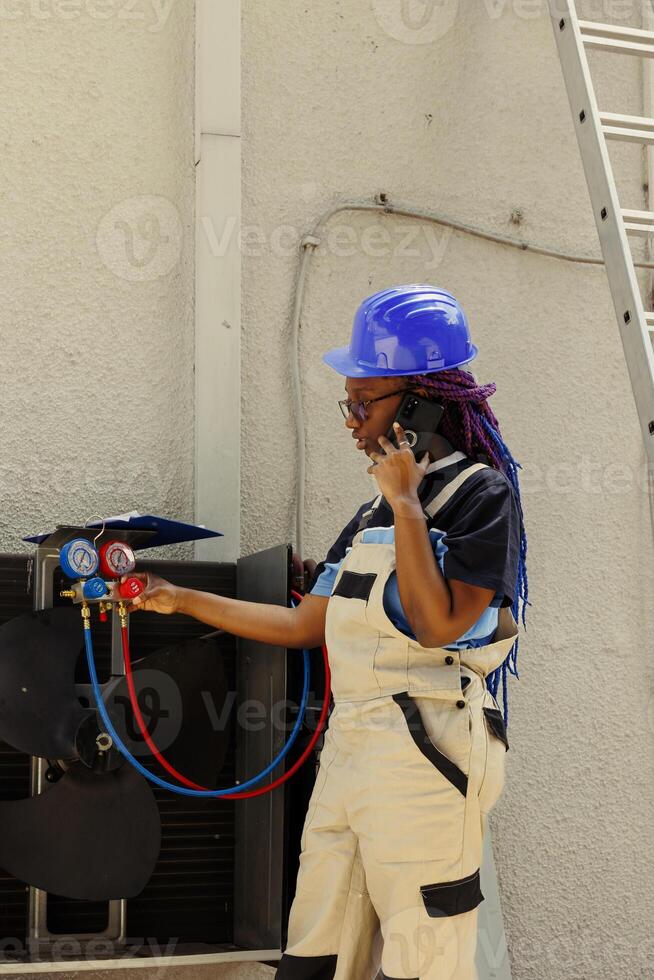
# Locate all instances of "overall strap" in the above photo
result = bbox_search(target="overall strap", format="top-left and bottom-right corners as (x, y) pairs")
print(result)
(423, 462), (489, 520)
(352, 462), (490, 544)
(354, 493), (383, 535)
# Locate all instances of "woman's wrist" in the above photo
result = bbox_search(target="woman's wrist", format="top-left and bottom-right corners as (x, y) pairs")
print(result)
(388, 494), (425, 520)
(174, 585), (192, 616)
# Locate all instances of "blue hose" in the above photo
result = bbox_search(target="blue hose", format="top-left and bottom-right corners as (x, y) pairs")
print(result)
(83, 599), (310, 797)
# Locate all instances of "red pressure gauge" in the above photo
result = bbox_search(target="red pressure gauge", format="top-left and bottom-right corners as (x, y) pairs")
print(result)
(98, 540), (136, 579)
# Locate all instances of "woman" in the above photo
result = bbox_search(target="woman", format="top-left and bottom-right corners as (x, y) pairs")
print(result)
(124, 285), (529, 980)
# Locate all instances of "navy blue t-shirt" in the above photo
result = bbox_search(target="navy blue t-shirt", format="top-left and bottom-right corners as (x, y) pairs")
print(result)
(308, 451), (521, 645)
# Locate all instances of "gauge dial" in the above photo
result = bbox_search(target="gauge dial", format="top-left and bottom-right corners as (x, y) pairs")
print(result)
(60, 539), (100, 580)
(99, 540), (136, 579)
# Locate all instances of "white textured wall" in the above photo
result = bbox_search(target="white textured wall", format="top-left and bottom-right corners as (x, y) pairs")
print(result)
(242, 2), (654, 978)
(0, 0), (196, 562)
(5, 2), (654, 977)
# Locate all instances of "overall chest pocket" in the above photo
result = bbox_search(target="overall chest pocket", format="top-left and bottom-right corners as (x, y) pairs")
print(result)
(332, 570), (377, 601)
(367, 693), (472, 865)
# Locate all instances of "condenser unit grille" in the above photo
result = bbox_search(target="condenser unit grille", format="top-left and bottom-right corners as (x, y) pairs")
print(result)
(0, 556), (36, 945)
(0, 555), (239, 948)
(0, 542), (316, 968)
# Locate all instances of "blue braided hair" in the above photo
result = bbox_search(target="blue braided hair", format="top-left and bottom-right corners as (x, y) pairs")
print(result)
(408, 367), (530, 728)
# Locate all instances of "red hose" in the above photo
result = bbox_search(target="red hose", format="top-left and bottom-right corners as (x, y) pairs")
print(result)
(120, 588), (331, 799)
(121, 624), (205, 790)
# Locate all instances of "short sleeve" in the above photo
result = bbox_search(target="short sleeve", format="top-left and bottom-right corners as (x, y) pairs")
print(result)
(439, 471), (521, 608)
(308, 500), (373, 597)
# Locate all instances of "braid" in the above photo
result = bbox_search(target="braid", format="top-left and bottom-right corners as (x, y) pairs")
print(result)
(409, 367), (531, 727)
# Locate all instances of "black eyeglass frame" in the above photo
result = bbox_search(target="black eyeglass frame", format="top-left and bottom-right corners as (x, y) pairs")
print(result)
(338, 386), (416, 422)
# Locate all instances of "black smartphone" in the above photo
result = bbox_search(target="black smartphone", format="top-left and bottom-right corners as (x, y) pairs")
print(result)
(385, 392), (445, 462)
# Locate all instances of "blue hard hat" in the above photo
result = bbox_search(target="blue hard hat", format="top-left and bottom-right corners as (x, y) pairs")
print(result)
(322, 284), (478, 377)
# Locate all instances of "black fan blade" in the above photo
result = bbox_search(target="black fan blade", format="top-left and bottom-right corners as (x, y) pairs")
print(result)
(108, 637), (230, 788)
(0, 761), (161, 900)
(0, 608), (89, 759)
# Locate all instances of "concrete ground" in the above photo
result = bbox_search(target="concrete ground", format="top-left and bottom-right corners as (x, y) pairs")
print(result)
(1, 964), (385, 979)
(2, 966), (278, 980)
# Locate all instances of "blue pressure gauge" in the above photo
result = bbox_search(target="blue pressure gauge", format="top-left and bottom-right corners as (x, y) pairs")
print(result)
(60, 539), (100, 580)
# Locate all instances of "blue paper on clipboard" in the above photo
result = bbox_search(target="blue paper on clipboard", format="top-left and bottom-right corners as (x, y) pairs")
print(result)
(23, 512), (223, 550)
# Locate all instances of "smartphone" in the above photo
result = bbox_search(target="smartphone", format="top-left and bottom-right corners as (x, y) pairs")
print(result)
(385, 392), (445, 462)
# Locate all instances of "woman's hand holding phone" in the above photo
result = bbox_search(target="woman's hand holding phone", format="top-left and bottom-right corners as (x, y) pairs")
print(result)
(367, 421), (431, 509)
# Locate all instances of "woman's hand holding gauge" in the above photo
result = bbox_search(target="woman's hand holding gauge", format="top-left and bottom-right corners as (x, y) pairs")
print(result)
(367, 421), (431, 515)
(120, 571), (182, 615)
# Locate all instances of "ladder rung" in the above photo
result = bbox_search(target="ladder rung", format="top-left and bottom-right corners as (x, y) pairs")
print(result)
(551, 6), (654, 471)
(579, 20), (654, 57)
(624, 223), (654, 237)
(622, 209), (654, 223)
(600, 111), (654, 132)
(622, 209), (654, 237)
(600, 111), (654, 144)
(603, 127), (654, 144)
(579, 21), (654, 43)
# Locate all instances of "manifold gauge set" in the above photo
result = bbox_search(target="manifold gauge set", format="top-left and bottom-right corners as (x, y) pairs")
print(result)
(58, 538), (144, 619)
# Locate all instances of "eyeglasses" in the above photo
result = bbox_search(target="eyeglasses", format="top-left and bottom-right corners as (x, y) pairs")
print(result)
(338, 387), (414, 422)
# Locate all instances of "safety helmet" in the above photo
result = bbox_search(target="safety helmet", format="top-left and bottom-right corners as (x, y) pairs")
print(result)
(322, 284), (478, 378)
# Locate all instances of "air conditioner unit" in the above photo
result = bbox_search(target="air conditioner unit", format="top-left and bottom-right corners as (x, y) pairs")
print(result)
(0, 524), (325, 973)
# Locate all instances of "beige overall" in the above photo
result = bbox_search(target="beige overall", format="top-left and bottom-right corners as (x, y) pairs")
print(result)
(277, 464), (519, 980)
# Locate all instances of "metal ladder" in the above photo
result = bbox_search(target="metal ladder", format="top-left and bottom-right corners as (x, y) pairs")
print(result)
(550, 3), (654, 475)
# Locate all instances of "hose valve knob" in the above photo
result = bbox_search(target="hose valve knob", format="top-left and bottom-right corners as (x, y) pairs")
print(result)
(118, 577), (145, 600)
